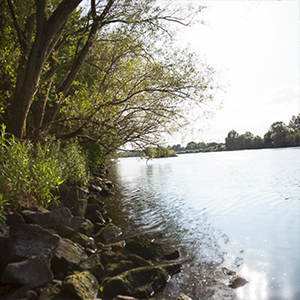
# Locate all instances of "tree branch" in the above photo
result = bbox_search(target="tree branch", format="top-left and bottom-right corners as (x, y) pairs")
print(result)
(6, 0), (25, 49)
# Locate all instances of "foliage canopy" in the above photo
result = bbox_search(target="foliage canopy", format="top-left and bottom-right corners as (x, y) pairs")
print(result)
(0, 0), (219, 155)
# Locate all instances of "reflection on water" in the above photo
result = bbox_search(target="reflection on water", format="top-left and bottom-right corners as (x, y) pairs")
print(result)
(106, 148), (300, 300)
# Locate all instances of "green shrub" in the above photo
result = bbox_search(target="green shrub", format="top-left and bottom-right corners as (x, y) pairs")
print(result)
(0, 127), (89, 218)
(81, 142), (106, 172)
(59, 139), (88, 185)
(30, 143), (64, 208)
(0, 126), (32, 209)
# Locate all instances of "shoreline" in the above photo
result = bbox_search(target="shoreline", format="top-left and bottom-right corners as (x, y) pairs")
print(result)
(0, 167), (188, 300)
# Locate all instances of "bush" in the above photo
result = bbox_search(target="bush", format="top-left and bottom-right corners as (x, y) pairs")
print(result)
(59, 139), (88, 185)
(0, 126), (90, 221)
(80, 142), (106, 173)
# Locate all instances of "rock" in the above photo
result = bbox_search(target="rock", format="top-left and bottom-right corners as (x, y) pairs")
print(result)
(70, 216), (94, 235)
(86, 201), (105, 215)
(100, 249), (121, 266)
(228, 275), (248, 289)
(109, 260), (135, 277)
(0, 284), (16, 299)
(56, 225), (97, 250)
(1, 286), (38, 300)
(125, 233), (179, 261)
(87, 196), (105, 211)
(38, 283), (61, 300)
(221, 267), (248, 289)
(61, 186), (88, 217)
(0, 224), (9, 276)
(86, 210), (106, 224)
(93, 222), (106, 234)
(102, 263), (182, 299)
(1, 255), (53, 288)
(90, 262), (105, 279)
(113, 296), (139, 300)
(62, 271), (99, 299)
(96, 223), (122, 242)
(79, 253), (101, 271)
(20, 207), (72, 228)
(5, 212), (25, 226)
(125, 254), (152, 267)
(0, 224), (9, 238)
(51, 238), (88, 275)
(222, 267), (236, 276)
(176, 292), (193, 300)
(6, 224), (60, 264)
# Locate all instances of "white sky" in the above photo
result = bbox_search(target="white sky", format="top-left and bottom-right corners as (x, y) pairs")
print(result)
(169, 0), (299, 144)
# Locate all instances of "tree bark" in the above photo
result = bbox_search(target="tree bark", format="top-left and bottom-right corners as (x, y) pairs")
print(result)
(5, 0), (82, 139)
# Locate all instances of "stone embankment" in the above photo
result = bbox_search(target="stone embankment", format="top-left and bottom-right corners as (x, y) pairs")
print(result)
(0, 167), (189, 300)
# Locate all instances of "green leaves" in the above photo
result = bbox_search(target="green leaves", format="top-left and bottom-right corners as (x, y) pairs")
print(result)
(0, 126), (88, 213)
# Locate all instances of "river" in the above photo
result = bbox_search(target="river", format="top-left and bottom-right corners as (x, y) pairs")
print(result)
(105, 147), (300, 300)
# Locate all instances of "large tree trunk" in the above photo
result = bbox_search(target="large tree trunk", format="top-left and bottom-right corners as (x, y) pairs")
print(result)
(5, 0), (82, 139)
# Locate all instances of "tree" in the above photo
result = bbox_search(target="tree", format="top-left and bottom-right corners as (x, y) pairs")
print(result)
(268, 121), (290, 148)
(288, 114), (300, 132)
(253, 135), (263, 148)
(225, 130), (239, 150)
(1, 0), (212, 146)
(186, 141), (197, 150)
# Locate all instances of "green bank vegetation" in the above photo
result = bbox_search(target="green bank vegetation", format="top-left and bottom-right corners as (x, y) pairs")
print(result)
(0, 1), (219, 221)
(0, 124), (105, 222)
(225, 114), (300, 150)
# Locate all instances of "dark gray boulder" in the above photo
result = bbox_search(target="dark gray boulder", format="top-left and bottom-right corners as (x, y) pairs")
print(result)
(86, 209), (106, 224)
(1, 255), (53, 288)
(78, 253), (105, 279)
(125, 233), (179, 261)
(102, 263), (182, 299)
(55, 225), (97, 251)
(60, 186), (88, 217)
(0, 286), (38, 300)
(95, 223), (122, 242)
(5, 212), (25, 226)
(229, 275), (248, 289)
(20, 207), (72, 228)
(6, 224), (60, 264)
(70, 216), (94, 235)
(51, 237), (88, 275)
(0, 224), (9, 276)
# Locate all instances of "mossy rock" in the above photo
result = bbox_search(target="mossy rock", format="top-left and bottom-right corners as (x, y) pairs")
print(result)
(93, 222), (106, 234)
(109, 260), (135, 276)
(79, 253), (101, 270)
(102, 263), (181, 299)
(100, 249), (121, 266)
(96, 223), (122, 242)
(70, 216), (94, 235)
(62, 271), (99, 299)
(78, 253), (105, 278)
(56, 225), (97, 250)
(125, 233), (179, 261)
(51, 238), (88, 274)
(90, 263), (105, 279)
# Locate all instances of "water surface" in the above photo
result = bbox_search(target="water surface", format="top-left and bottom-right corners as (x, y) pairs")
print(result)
(106, 148), (300, 300)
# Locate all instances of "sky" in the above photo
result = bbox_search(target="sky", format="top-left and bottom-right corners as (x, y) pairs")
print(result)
(168, 0), (299, 144)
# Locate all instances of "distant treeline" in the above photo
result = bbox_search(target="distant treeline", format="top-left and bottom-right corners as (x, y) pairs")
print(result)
(170, 142), (225, 154)
(225, 114), (300, 150)
(122, 114), (300, 158)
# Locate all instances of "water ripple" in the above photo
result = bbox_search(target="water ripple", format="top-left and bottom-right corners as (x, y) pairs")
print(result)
(106, 148), (300, 300)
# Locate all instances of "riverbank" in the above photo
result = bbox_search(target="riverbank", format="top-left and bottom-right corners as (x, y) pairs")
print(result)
(0, 166), (189, 300)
